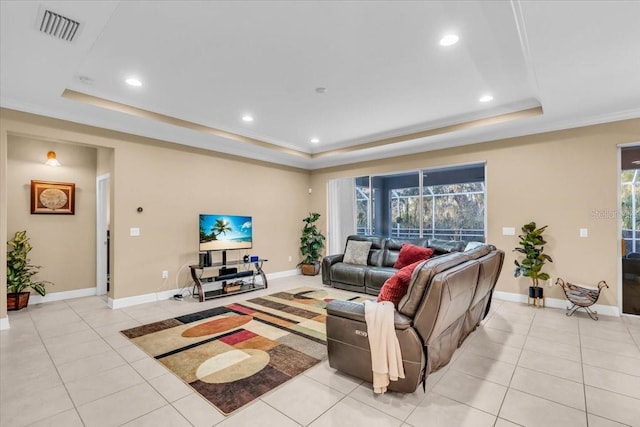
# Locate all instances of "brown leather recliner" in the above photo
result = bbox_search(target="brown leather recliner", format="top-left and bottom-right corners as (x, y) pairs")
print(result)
(326, 245), (504, 393)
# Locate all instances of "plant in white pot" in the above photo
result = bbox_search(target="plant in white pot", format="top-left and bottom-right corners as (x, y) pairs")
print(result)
(6, 230), (53, 310)
(298, 212), (326, 276)
(513, 222), (552, 305)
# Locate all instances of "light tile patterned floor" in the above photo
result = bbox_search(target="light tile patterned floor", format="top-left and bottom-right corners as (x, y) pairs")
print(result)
(1, 275), (639, 427)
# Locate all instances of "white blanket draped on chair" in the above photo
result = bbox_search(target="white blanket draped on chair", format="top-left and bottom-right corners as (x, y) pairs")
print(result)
(364, 300), (405, 393)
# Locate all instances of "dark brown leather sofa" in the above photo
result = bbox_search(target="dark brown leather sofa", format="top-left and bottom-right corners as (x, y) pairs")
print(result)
(321, 234), (467, 295)
(325, 244), (504, 393)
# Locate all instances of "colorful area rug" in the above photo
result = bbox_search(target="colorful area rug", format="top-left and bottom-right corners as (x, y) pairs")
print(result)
(121, 286), (366, 415)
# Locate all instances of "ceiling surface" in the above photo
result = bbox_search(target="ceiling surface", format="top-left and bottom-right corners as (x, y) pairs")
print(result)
(1, 1), (639, 169)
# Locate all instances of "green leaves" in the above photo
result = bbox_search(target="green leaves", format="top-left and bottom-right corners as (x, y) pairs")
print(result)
(299, 213), (326, 265)
(537, 273), (550, 281)
(513, 222), (553, 288)
(6, 230), (53, 296)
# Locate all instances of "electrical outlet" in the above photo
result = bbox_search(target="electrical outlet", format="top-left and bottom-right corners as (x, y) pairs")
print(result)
(288, 255), (292, 262)
(162, 270), (168, 279)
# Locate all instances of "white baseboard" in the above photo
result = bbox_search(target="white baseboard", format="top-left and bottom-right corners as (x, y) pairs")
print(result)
(11, 270), (301, 311)
(265, 269), (300, 280)
(493, 291), (620, 317)
(29, 287), (97, 305)
(108, 288), (176, 309)
(0, 316), (10, 330)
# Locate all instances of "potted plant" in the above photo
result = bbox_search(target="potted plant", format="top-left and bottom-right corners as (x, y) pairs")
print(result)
(298, 212), (326, 276)
(6, 230), (53, 310)
(513, 222), (553, 302)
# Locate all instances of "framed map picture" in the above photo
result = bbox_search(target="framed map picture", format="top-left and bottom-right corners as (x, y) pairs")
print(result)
(31, 180), (75, 215)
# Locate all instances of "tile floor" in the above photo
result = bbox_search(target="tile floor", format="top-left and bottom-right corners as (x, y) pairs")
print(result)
(1, 275), (640, 427)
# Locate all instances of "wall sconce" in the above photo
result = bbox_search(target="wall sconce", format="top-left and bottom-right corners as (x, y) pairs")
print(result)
(45, 150), (61, 167)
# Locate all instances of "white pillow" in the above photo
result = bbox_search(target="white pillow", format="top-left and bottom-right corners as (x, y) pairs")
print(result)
(464, 241), (484, 251)
(343, 240), (373, 265)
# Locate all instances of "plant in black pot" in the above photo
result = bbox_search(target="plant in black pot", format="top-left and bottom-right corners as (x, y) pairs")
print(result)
(513, 222), (553, 305)
(6, 230), (53, 310)
(298, 212), (326, 276)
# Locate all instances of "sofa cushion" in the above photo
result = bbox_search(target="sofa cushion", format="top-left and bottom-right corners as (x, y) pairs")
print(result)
(364, 266), (398, 295)
(428, 239), (467, 255)
(394, 244), (434, 269)
(378, 260), (424, 307)
(343, 240), (372, 265)
(464, 241), (485, 251)
(463, 244), (493, 260)
(344, 235), (386, 266)
(331, 263), (369, 289)
(382, 238), (429, 267)
(397, 252), (470, 317)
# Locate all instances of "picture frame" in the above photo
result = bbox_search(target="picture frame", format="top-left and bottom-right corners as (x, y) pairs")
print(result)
(30, 180), (75, 215)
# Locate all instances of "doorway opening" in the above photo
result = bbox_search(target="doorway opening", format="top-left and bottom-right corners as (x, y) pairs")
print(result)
(620, 146), (640, 315)
(96, 173), (110, 296)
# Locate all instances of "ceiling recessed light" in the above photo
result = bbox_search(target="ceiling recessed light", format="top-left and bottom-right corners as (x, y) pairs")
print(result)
(310, 138), (320, 144)
(479, 95), (494, 103)
(439, 34), (459, 47)
(315, 87), (327, 94)
(125, 77), (142, 87)
(242, 115), (254, 122)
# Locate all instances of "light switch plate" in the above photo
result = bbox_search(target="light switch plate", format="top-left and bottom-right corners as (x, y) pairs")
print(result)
(580, 228), (588, 238)
(130, 227), (140, 237)
(502, 227), (515, 236)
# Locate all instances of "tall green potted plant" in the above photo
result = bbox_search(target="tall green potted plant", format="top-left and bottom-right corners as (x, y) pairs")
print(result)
(298, 212), (326, 276)
(6, 230), (53, 310)
(513, 222), (553, 302)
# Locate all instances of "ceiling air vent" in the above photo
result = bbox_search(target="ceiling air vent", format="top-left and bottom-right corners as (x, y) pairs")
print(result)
(38, 9), (80, 42)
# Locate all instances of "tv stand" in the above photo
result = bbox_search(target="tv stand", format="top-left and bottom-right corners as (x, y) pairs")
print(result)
(189, 258), (268, 302)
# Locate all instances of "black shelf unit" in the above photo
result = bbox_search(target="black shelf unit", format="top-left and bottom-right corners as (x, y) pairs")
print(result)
(189, 259), (268, 302)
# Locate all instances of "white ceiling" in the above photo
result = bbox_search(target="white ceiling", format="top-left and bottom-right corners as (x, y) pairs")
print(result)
(1, 1), (639, 169)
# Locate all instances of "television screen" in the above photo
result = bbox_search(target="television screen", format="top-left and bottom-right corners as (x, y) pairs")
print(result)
(199, 214), (252, 251)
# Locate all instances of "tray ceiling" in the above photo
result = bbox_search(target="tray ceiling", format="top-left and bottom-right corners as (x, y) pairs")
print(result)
(1, 1), (639, 169)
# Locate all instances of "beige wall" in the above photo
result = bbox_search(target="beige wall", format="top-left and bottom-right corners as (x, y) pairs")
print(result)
(7, 136), (97, 294)
(1, 108), (638, 324)
(96, 146), (113, 177)
(108, 136), (310, 299)
(310, 119), (640, 308)
(1, 109), (310, 309)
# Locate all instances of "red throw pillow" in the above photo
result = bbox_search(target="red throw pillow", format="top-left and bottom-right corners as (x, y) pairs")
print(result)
(394, 244), (434, 269)
(378, 260), (424, 307)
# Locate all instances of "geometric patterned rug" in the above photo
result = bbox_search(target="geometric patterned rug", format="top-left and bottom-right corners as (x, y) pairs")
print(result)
(120, 286), (367, 415)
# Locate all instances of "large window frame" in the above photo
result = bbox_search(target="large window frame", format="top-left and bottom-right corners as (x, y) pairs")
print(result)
(356, 163), (486, 242)
(621, 168), (640, 255)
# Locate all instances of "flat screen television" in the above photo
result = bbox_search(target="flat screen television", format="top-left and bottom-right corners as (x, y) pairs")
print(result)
(199, 214), (252, 252)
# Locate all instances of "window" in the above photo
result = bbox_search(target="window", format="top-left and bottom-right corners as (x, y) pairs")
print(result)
(355, 164), (485, 242)
(621, 169), (640, 255)
(355, 176), (371, 235)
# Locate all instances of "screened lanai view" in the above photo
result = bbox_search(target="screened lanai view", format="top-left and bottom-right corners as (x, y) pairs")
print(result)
(621, 168), (640, 256)
(355, 163), (485, 242)
(621, 146), (640, 315)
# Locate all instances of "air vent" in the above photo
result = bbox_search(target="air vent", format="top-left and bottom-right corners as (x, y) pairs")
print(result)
(38, 9), (80, 42)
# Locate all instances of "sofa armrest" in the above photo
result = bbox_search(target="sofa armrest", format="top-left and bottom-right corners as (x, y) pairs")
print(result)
(322, 254), (344, 285)
(326, 300), (412, 330)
